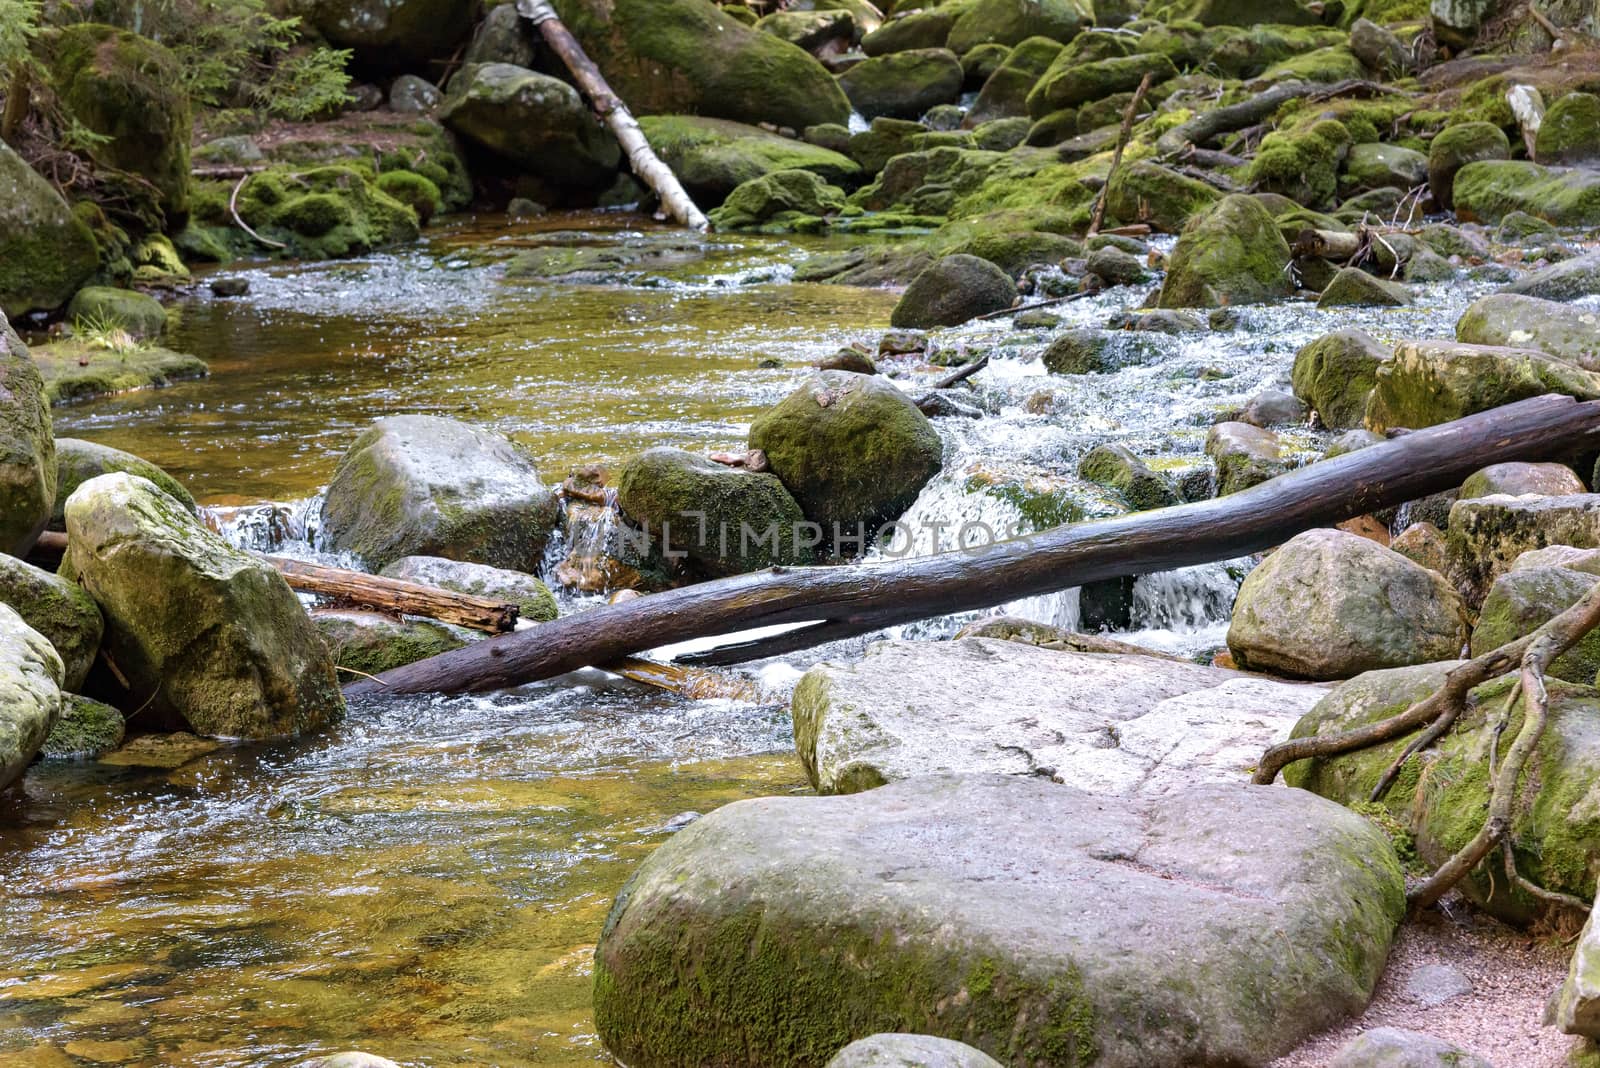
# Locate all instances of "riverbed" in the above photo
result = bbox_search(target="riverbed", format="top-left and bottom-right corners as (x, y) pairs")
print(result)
(1, 210), (1503, 1066)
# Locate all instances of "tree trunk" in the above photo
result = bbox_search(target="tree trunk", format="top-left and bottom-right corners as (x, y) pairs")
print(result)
(515, 0), (709, 231)
(2, 67), (28, 145)
(345, 395), (1600, 696)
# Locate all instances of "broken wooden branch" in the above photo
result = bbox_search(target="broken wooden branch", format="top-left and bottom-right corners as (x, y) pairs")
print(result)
(264, 556), (518, 633)
(1088, 71), (1155, 237)
(344, 395), (1600, 696)
(516, 0), (709, 230)
(1156, 80), (1318, 157)
(229, 173), (288, 250)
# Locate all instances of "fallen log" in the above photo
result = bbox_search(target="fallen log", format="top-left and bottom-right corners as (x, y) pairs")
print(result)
(1292, 227), (1364, 260)
(606, 657), (762, 701)
(515, 0), (709, 230)
(345, 395), (1600, 696)
(1156, 81), (1318, 158)
(263, 556), (518, 633)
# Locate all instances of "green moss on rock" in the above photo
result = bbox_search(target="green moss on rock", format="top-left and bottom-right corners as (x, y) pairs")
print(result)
(0, 142), (100, 318)
(1159, 194), (1293, 308)
(640, 115), (861, 206)
(1249, 119), (1352, 209)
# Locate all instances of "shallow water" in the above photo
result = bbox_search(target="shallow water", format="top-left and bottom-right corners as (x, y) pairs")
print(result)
(7, 210), (1514, 1066)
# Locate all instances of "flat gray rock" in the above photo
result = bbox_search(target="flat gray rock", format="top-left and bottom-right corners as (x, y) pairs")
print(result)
(826, 1034), (1003, 1067)
(1327, 1027), (1493, 1067)
(792, 638), (1327, 795)
(594, 774), (1405, 1068)
(1400, 963), (1473, 1008)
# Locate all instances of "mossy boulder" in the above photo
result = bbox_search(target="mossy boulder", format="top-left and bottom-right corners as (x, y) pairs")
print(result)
(1365, 340), (1600, 433)
(50, 438), (194, 534)
(1077, 444), (1178, 510)
(1505, 252), (1600, 302)
(374, 170), (443, 224)
(1284, 662), (1600, 924)
(41, 24), (191, 225)
(548, 0), (851, 130)
(40, 694), (124, 760)
(1260, 44), (1365, 82)
(287, 0), (474, 68)
(1349, 18), (1408, 77)
(1341, 142), (1428, 194)
(1317, 267), (1412, 308)
(838, 48), (965, 120)
(1461, 462), (1585, 500)
(1042, 329), (1162, 374)
(62, 472), (344, 739)
(29, 340), (208, 407)
(639, 116), (861, 205)
(707, 170), (847, 230)
(321, 415), (562, 573)
(311, 609), (467, 677)
(892, 254), (1017, 327)
(1452, 160), (1600, 228)
(1536, 93), (1600, 166)
(378, 555), (558, 623)
(1446, 495), (1600, 607)
(439, 63), (621, 188)
(1103, 160), (1220, 233)
(1159, 194), (1293, 309)
(0, 315), (55, 557)
(1027, 52), (1176, 116)
(756, 9), (855, 51)
(234, 165), (420, 260)
(748, 371), (944, 538)
(1456, 293), (1600, 370)
(1426, 122), (1509, 211)
(1206, 420), (1286, 496)
(861, 8), (959, 55)
(946, 0), (1092, 54)
(966, 36), (1062, 124)
(1248, 120), (1351, 210)
(1172, 0), (1320, 23)
(615, 447), (808, 574)
(1292, 328), (1390, 430)
(0, 141), (99, 319)
(1472, 566), (1600, 684)
(0, 603), (63, 791)
(593, 773), (1404, 1067)
(1228, 528), (1468, 680)
(0, 555), (103, 692)
(65, 287), (166, 341)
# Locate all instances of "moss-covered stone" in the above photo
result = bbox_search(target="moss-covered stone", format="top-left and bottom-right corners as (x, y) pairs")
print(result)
(1317, 267), (1412, 308)
(0, 554), (103, 693)
(1159, 194), (1293, 309)
(748, 371), (943, 538)
(40, 694), (124, 760)
(707, 170), (847, 230)
(288, 0), (474, 68)
(640, 115), (861, 206)
(966, 36), (1064, 124)
(960, 41), (1011, 84)
(1536, 92), (1600, 166)
(40, 24), (192, 226)
(0, 142), (100, 319)
(439, 63), (621, 188)
(1077, 444), (1178, 510)
(549, 0), (851, 129)
(1171, 0), (1319, 24)
(233, 165), (420, 260)
(1452, 160), (1600, 228)
(1261, 44), (1366, 82)
(1206, 420), (1286, 496)
(861, 6), (958, 53)
(66, 287), (166, 340)
(0, 603), (62, 790)
(755, 8), (854, 50)
(311, 609), (467, 677)
(1456, 293), (1600, 370)
(0, 317), (56, 556)
(891, 254), (1017, 327)
(1365, 340), (1600, 433)
(1103, 160), (1220, 233)
(379, 555), (558, 623)
(838, 48), (965, 120)
(30, 339), (208, 407)
(945, 0), (1092, 54)
(374, 170), (444, 224)
(1341, 142), (1428, 194)
(1027, 52), (1176, 116)
(1249, 120), (1352, 209)
(1473, 566), (1600, 684)
(64, 472), (344, 739)
(1427, 122), (1510, 212)
(1292, 328), (1389, 430)
(51, 438), (195, 531)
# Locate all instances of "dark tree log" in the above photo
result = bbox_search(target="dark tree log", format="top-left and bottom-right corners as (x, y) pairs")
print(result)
(1156, 81), (1319, 157)
(265, 557), (518, 633)
(344, 396), (1600, 696)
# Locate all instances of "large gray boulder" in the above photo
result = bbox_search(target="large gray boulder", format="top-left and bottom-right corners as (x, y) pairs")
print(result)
(378, 555), (558, 623)
(63, 473), (344, 739)
(0, 603), (63, 792)
(1504, 251), (1600, 302)
(615, 447), (807, 576)
(793, 637), (1326, 795)
(891, 255), (1018, 328)
(1228, 528), (1469, 680)
(0, 554), (103, 692)
(321, 415), (561, 573)
(826, 1035), (1003, 1068)
(0, 139), (99, 318)
(748, 372), (943, 540)
(1327, 1028), (1493, 1068)
(1456, 293), (1600, 370)
(1158, 194), (1292, 309)
(0, 313), (55, 556)
(1447, 494), (1600, 605)
(439, 63), (621, 188)
(593, 774), (1405, 1067)
(51, 437), (196, 531)
(1364, 340), (1600, 433)
(1460, 461), (1585, 500)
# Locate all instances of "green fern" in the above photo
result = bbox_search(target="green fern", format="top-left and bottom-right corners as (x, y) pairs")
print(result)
(253, 47), (356, 121)
(0, 0), (40, 77)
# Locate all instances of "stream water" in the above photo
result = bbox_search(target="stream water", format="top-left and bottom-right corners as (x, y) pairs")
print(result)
(1, 211), (1504, 1066)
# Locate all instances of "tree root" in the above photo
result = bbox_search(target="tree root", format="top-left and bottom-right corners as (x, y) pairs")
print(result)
(1256, 580), (1600, 913)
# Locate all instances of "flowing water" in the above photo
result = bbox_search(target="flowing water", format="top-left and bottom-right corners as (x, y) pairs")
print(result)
(3, 210), (1502, 1066)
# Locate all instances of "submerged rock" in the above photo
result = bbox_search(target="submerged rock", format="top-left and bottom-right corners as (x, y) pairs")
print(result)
(40, 694), (124, 760)
(379, 556), (558, 623)
(749, 372), (943, 540)
(322, 415), (561, 573)
(440, 64), (620, 188)
(0, 603), (64, 791)
(63, 473), (344, 739)
(0, 315), (55, 556)
(593, 773), (1403, 1067)
(1456, 293), (1600, 369)
(0, 141), (99, 318)
(311, 610), (467, 677)
(1292, 328), (1389, 430)
(891, 255), (1017, 328)
(793, 637), (1325, 794)
(826, 1035), (1003, 1068)
(0, 555), (103, 692)
(1158, 194), (1293, 308)
(50, 438), (195, 531)
(1228, 528), (1468, 680)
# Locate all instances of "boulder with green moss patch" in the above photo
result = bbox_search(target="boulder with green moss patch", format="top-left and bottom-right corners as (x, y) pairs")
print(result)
(861, 8), (959, 54)
(1426, 122), (1509, 211)
(1103, 160), (1220, 233)
(1365, 340), (1600, 433)
(66, 287), (166, 341)
(234, 165), (420, 260)
(378, 555), (558, 623)
(1341, 142), (1428, 195)
(1472, 566), (1600, 684)
(0, 141), (99, 319)
(440, 63), (621, 188)
(1077, 444), (1177, 510)
(1452, 160), (1600, 227)
(0, 603), (63, 790)
(322, 415), (561, 573)
(615, 447), (808, 574)
(966, 36), (1063, 124)
(1317, 267), (1412, 308)
(1159, 194), (1294, 309)
(548, 0), (850, 129)
(1043, 330), (1162, 374)
(594, 772), (1404, 1067)
(39, 24), (192, 226)
(1174, 0), (1320, 23)
(0, 555), (103, 692)
(1536, 92), (1600, 166)
(945, 0), (1092, 54)
(1456, 293), (1600, 370)
(1249, 120), (1352, 209)
(1446, 494), (1600, 606)
(63, 472), (344, 739)
(287, 0), (474, 68)
(40, 694), (124, 760)
(755, 8), (855, 51)
(891, 254), (1017, 327)
(1027, 52), (1176, 115)
(838, 48), (965, 121)
(748, 371), (943, 537)
(1206, 420), (1286, 495)
(1292, 329), (1390, 430)
(50, 438), (194, 531)
(707, 170), (847, 230)
(311, 610), (467, 677)
(374, 170), (443, 224)
(640, 116), (861, 205)
(29, 339), (208, 407)
(0, 315), (55, 556)
(1461, 462), (1585, 500)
